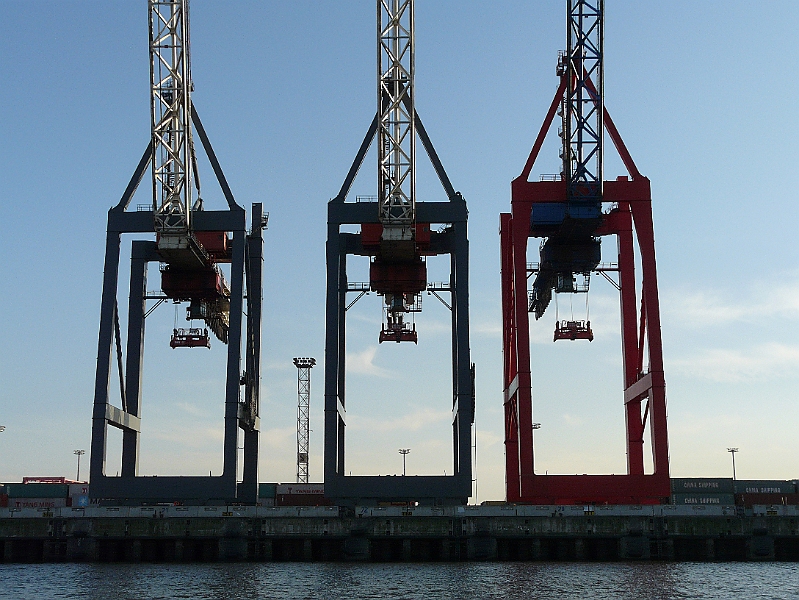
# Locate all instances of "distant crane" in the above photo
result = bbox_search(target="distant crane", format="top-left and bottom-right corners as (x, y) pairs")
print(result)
(500, 0), (670, 504)
(324, 0), (474, 505)
(294, 358), (316, 484)
(89, 0), (265, 505)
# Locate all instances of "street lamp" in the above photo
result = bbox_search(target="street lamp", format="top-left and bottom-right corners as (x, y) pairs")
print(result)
(727, 448), (739, 480)
(398, 448), (411, 476)
(74, 450), (86, 482)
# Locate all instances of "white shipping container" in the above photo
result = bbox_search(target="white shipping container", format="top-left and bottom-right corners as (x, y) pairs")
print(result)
(8, 498), (67, 509)
(276, 483), (324, 496)
(69, 484), (89, 497)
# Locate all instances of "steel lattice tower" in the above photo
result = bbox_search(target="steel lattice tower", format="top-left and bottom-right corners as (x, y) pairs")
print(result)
(149, 0), (194, 234)
(564, 0), (603, 206)
(378, 0), (415, 233)
(294, 358), (316, 484)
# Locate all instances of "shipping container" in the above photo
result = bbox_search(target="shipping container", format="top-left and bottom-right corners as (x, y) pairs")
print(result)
(0, 494), (7, 508)
(69, 484), (90, 497)
(8, 497), (68, 509)
(275, 494), (332, 507)
(258, 483), (277, 499)
(735, 493), (799, 508)
(6, 483), (69, 498)
(671, 493), (736, 506)
(670, 478), (734, 494)
(732, 480), (796, 495)
(275, 483), (325, 496)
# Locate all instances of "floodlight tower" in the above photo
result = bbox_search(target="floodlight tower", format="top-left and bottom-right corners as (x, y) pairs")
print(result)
(500, 0), (670, 504)
(89, 0), (265, 505)
(324, 0), (473, 505)
(294, 358), (316, 484)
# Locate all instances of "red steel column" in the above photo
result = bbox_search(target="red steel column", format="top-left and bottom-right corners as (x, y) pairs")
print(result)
(631, 200), (669, 479)
(511, 200), (535, 498)
(614, 204), (644, 475)
(500, 213), (521, 501)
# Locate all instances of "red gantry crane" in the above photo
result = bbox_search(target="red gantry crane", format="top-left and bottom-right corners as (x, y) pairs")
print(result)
(500, 0), (670, 504)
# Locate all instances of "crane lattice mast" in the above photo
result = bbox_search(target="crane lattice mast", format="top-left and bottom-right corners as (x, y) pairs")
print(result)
(563, 0), (603, 206)
(294, 358), (316, 484)
(150, 0), (195, 235)
(529, 0), (604, 322)
(378, 0), (415, 236)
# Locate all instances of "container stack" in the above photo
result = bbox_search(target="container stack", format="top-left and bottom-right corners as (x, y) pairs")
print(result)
(670, 478), (735, 506)
(6, 482), (70, 509)
(733, 480), (799, 508)
(69, 483), (90, 507)
(0, 484), (7, 508)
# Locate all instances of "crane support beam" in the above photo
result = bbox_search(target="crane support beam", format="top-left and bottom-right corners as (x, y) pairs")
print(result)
(324, 198), (472, 505)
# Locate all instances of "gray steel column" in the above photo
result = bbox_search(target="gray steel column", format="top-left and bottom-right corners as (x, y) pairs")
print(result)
(324, 223), (342, 485)
(121, 242), (150, 477)
(453, 221), (472, 482)
(337, 249), (347, 475)
(90, 226), (121, 483)
(241, 204), (264, 503)
(223, 228), (246, 498)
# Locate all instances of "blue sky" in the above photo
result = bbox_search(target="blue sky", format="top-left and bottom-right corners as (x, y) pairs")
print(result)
(1, 2), (798, 501)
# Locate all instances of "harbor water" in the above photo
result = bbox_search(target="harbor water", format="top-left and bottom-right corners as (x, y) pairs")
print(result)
(1, 562), (797, 599)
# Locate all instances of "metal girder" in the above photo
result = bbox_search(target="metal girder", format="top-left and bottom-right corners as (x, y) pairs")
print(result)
(324, 197), (473, 505)
(90, 208), (263, 505)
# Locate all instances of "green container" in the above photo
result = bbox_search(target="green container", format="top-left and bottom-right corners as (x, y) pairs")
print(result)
(258, 483), (277, 499)
(6, 483), (69, 498)
(671, 493), (736, 506)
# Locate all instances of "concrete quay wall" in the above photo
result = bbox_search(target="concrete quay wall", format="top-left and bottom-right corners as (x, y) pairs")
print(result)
(2, 505), (798, 562)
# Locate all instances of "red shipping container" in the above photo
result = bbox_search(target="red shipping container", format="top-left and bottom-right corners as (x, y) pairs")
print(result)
(194, 231), (230, 261)
(0, 494), (8, 508)
(8, 498), (67, 509)
(275, 494), (332, 507)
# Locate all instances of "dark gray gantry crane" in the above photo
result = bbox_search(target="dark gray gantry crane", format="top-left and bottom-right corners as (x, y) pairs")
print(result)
(89, 0), (265, 505)
(324, 0), (474, 506)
